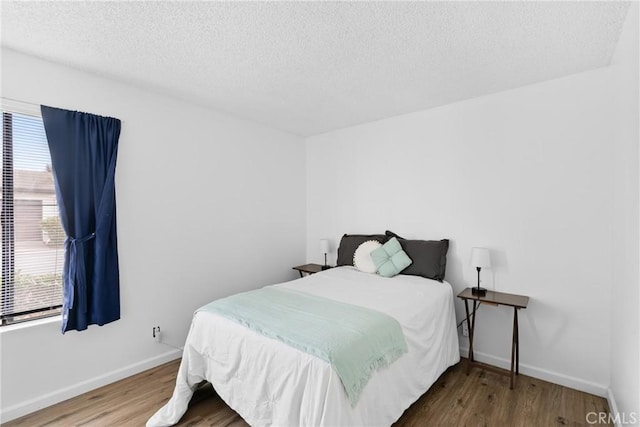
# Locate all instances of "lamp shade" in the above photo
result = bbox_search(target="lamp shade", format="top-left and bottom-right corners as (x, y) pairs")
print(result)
(320, 239), (330, 254)
(470, 247), (491, 268)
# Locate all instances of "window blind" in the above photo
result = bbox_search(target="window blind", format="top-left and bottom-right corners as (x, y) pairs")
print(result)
(1, 108), (64, 325)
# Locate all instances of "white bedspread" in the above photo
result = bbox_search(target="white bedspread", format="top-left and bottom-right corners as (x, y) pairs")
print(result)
(147, 267), (460, 427)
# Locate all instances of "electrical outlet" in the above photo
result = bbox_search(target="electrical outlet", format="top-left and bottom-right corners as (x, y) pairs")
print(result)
(462, 322), (469, 337)
(153, 326), (162, 343)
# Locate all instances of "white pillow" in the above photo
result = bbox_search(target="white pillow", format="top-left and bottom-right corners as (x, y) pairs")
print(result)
(353, 240), (383, 273)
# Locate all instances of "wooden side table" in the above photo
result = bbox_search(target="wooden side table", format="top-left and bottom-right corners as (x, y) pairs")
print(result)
(457, 287), (529, 389)
(292, 263), (331, 278)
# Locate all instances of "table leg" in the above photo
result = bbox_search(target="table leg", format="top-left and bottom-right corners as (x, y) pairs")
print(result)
(515, 308), (520, 375)
(510, 307), (517, 389)
(470, 300), (478, 363)
(463, 299), (473, 374)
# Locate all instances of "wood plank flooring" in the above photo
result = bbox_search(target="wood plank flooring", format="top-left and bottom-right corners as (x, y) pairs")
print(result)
(3, 358), (610, 426)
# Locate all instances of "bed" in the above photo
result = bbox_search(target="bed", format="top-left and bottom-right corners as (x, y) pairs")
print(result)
(147, 265), (459, 426)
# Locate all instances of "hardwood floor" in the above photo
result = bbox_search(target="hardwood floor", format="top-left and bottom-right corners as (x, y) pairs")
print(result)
(3, 358), (610, 427)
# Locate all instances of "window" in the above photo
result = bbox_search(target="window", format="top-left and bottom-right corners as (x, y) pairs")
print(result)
(1, 108), (64, 325)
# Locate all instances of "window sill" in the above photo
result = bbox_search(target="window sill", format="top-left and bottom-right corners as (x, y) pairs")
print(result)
(0, 314), (61, 334)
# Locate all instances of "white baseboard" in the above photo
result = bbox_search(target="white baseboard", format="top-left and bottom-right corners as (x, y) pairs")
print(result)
(0, 349), (182, 423)
(458, 346), (608, 397)
(606, 388), (622, 427)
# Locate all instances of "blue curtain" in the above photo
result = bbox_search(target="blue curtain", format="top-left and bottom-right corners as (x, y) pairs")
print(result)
(41, 105), (121, 333)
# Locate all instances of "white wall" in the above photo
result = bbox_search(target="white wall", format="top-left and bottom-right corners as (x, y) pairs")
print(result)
(0, 48), (306, 421)
(610, 3), (640, 422)
(307, 64), (621, 395)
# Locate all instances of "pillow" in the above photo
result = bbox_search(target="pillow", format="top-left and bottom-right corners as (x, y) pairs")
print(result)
(385, 230), (449, 281)
(370, 237), (413, 278)
(353, 240), (383, 273)
(336, 234), (388, 266)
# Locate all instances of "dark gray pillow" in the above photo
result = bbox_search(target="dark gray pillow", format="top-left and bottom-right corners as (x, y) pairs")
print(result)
(336, 234), (388, 266)
(385, 231), (449, 281)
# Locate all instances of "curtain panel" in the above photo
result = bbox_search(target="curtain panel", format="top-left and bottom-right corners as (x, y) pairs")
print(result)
(41, 105), (121, 333)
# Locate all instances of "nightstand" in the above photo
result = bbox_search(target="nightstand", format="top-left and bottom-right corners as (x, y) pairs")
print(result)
(457, 287), (529, 389)
(292, 263), (331, 278)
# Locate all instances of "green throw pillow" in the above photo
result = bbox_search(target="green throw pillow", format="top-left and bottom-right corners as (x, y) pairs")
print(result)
(370, 237), (413, 278)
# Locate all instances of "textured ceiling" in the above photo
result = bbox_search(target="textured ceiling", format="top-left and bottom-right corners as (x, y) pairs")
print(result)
(0, 1), (630, 136)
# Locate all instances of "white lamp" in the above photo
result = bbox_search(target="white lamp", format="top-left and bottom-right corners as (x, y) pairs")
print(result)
(320, 239), (330, 269)
(470, 247), (491, 296)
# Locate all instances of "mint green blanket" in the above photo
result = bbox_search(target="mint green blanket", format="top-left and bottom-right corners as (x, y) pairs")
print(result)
(197, 287), (408, 405)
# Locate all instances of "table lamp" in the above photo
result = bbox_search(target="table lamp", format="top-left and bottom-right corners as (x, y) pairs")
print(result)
(320, 239), (330, 270)
(470, 247), (491, 296)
